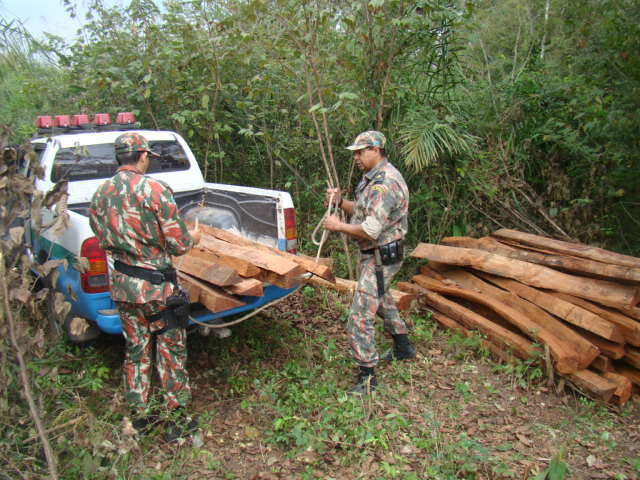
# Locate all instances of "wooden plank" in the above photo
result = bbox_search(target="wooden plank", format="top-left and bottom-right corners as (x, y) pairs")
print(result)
(474, 272), (624, 342)
(410, 243), (640, 307)
(602, 372), (632, 407)
(575, 329), (625, 359)
(491, 228), (640, 269)
(194, 224), (335, 282)
(564, 370), (617, 402)
(396, 281), (536, 360)
(226, 277), (264, 297)
(613, 363), (640, 387)
(550, 292), (640, 346)
(257, 270), (302, 289)
(411, 274), (578, 373)
(188, 244), (261, 277)
(427, 263), (598, 370)
(430, 311), (523, 365)
(173, 254), (241, 286)
(179, 273), (246, 313)
(622, 346), (640, 369)
(199, 236), (304, 277)
(441, 236), (640, 283)
(590, 355), (613, 373)
(306, 276), (417, 312)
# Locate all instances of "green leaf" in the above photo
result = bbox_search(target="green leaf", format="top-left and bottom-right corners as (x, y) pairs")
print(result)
(548, 458), (569, 480)
(338, 91), (358, 100)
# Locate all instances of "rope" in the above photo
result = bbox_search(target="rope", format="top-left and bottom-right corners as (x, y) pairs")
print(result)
(187, 284), (302, 329)
(311, 190), (340, 263)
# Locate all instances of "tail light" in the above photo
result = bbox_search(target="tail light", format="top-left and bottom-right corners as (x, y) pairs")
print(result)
(36, 116), (53, 128)
(284, 207), (297, 254)
(80, 237), (110, 293)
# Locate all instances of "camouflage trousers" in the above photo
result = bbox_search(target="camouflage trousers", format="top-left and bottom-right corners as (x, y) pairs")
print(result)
(116, 300), (191, 412)
(347, 255), (408, 367)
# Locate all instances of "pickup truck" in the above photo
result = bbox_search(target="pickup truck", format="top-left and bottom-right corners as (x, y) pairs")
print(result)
(22, 113), (298, 341)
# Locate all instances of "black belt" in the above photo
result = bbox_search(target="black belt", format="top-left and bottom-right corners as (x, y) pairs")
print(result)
(113, 260), (177, 285)
(360, 239), (404, 256)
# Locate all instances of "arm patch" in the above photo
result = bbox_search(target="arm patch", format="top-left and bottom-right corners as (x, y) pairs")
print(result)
(373, 172), (386, 185)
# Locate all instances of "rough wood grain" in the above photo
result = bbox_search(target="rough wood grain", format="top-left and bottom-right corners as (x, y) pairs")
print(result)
(491, 228), (640, 269)
(441, 236), (640, 283)
(613, 363), (640, 387)
(173, 254), (241, 286)
(193, 224), (335, 282)
(564, 370), (617, 402)
(473, 272), (624, 342)
(550, 292), (640, 346)
(199, 236), (304, 277)
(396, 281), (536, 360)
(622, 346), (640, 370)
(225, 278), (264, 297)
(411, 274), (578, 373)
(590, 355), (613, 373)
(426, 263), (597, 370)
(410, 243), (640, 307)
(602, 372), (632, 407)
(307, 276), (417, 312)
(573, 329), (625, 359)
(179, 273), (246, 313)
(188, 244), (261, 277)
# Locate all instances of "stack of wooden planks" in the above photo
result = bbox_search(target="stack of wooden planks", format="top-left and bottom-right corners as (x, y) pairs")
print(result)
(175, 224), (335, 313)
(397, 228), (640, 407)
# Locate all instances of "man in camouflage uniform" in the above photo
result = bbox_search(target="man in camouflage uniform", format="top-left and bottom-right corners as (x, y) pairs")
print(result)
(89, 132), (201, 440)
(323, 131), (416, 395)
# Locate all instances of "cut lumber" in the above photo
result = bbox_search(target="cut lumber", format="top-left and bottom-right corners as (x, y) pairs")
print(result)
(179, 273), (246, 313)
(550, 292), (640, 346)
(491, 228), (640, 269)
(225, 277), (264, 297)
(410, 243), (640, 307)
(573, 329), (625, 359)
(602, 372), (632, 407)
(199, 236), (304, 277)
(590, 355), (613, 373)
(473, 272), (624, 343)
(411, 274), (578, 373)
(173, 254), (241, 286)
(257, 270), (302, 289)
(613, 362), (640, 387)
(194, 224), (335, 282)
(426, 263), (597, 370)
(306, 276), (417, 312)
(430, 311), (521, 365)
(441, 236), (640, 283)
(564, 370), (617, 403)
(622, 346), (640, 370)
(189, 244), (261, 277)
(396, 281), (536, 361)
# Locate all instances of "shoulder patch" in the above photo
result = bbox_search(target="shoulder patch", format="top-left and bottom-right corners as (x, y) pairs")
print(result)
(373, 172), (386, 185)
(370, 185), (385, 195)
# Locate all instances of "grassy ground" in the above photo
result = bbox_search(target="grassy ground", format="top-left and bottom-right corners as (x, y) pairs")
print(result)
(2, 286), (639, 479)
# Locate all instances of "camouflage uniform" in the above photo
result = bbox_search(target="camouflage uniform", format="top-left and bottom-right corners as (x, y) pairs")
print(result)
(347, 132), (410, 368)
(89, 132), (194, 412)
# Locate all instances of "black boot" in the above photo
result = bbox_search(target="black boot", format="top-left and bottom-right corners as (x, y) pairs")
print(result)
(131, 411), (160, 436)
(381, 334), (417, 362)
(164, 407), (199, 443)
(347, 366), (378, 397)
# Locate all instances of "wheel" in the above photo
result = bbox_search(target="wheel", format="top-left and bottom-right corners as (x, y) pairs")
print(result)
(63, 314), (101, 343)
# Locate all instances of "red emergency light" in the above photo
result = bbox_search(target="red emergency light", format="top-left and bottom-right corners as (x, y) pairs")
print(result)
(36, 116), (53, 128)
(93, 113), (111, 125)
(73, 114), (90, 126)
(54, 115), (71, 127)
(116, 112), (136, 124)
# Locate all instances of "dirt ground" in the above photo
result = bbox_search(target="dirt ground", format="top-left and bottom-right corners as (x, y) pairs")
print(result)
(90, 290), (640, 480)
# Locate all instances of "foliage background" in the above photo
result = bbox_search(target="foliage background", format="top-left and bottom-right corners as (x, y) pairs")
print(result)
(1, 0), (639, 261)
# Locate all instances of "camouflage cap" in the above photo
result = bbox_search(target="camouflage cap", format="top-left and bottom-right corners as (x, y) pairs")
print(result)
(114, 132), (158, 156)
(346, 131), (387, 151)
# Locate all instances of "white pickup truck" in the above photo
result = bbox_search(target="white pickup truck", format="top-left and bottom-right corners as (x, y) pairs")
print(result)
(22, 113), (298, 341)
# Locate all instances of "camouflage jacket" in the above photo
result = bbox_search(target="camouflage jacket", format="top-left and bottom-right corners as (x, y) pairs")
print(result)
(89, 165), (194, 303)
(350, 158), (409, 251)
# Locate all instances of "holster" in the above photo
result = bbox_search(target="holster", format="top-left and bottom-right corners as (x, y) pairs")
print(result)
(149, 288), (191, 335)
(373, 249), (385, 297)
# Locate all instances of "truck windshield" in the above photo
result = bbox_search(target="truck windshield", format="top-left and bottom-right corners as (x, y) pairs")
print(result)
(51, 140), (190, 182)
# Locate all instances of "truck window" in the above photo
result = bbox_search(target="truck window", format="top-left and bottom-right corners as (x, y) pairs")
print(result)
(51, 140), (190, 182)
